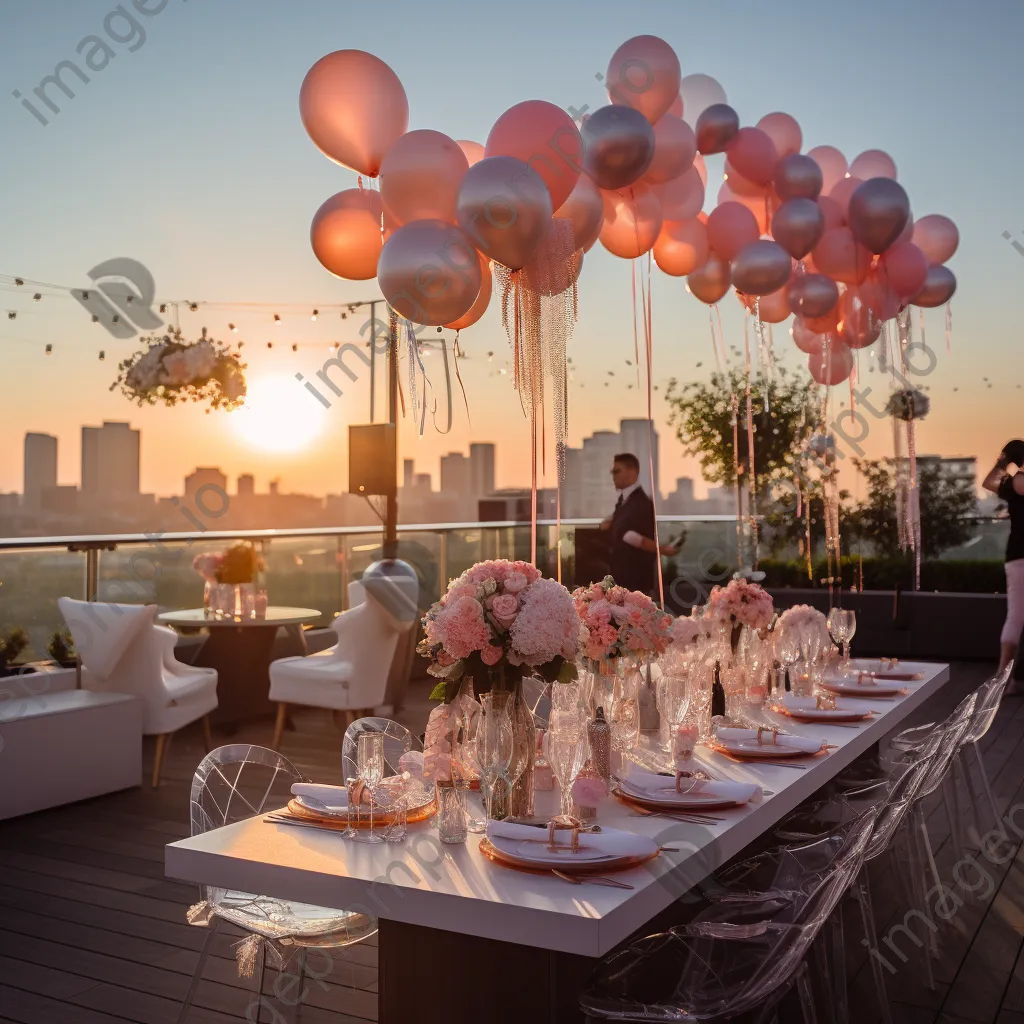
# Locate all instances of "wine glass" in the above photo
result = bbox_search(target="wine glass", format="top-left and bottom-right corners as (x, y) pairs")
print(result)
(357, 731), (385, 842)
(453, 699), (486, 833)
(476, 694), (514, 820)
(840, 610), (856, 664)
(548, 706), (586, 819)
(776, 629), (802, 694)
(657, 670), (691, 741)
(826, 608), (857, 668)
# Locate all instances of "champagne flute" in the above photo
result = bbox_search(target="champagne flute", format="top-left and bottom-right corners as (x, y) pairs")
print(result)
(357, 731), (385, 842)
(476, 694), (513, 820)
(657, 671), (691, 743)
(548, 707), (586, 819)
(841, 610), (856, 664)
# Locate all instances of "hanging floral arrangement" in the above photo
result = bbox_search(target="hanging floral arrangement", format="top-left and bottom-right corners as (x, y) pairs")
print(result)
(111, 327), (246, 410)
(885, 388), (930, 422)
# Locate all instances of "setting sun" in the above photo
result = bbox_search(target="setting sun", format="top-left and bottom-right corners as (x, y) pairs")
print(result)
(230, 374), (327, 453)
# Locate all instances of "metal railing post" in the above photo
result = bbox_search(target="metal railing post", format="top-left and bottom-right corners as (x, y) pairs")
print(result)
(438, 530), (449, 595)
(85, 548), (99, 601)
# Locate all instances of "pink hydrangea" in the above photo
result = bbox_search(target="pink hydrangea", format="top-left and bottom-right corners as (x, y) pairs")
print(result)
(434, 596), (491, 659)
(572, 576), (672, 661)
(708, 579), (775, 630)
(509, 577), (580, 666)
(480, 645), (503, 666)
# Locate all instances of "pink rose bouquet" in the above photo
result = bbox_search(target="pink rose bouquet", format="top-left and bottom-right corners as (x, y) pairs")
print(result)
(706, 578), (775, 631)
(192, 552), (223, 583)
(419, 559), (580, 702)
(571, 575), (673, 663)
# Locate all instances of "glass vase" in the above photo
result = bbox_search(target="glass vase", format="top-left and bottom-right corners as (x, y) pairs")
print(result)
(482, 685), (535, 820)
(609, 662), (642, 773)
(579, 657), (621, 720)
(203, 581), (214, 619)
(232, 582), (255, 619)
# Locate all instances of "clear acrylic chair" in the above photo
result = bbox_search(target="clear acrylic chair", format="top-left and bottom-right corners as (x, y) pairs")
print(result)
(341, 716), (420, 782)
(179, 744), (377, 1024)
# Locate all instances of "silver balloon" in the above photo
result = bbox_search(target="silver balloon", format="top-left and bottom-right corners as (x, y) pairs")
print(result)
(695, 103), (739, 155)
(911, 265), (956, 308)
(772, 198), (825, 259)
(686, 252), (731, 304)
(787, 273), (839, 318)
(731, 239), (792, 296)
(581, 105), (655, 191)
(848, 178), (911, 255)
(773, 153), (823, 201)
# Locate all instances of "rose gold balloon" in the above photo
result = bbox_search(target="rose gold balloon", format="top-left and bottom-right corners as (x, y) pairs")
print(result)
(847, 178), (911, 255)
(380, 129), (468, 227)
(880, 241), (929, 299)
(807, 145), (848, 193)
(732, 239), (793, 296)
(300, 50), (408, 177)
(524, 222), (585, 296)
(912, 215), (959, 264)
(457, 140), (485, 166)
(377, 219), (482, 326)
(812, 227), (871, 284)
(606, 34), (681, 125)
(582, 105), (656, 189)
(445, 254), (493, 330)
(643, 115), (697, 184)
(310, 188), (383, 281)
(687, 252), (731, 304)
(912, 265), (957, 307)
(774, 153), (823, 201)
(805, 305), (841, 334)
(849, 149), (897, 180)
(485, 100), (582, 210)
(717, 184), (770, 235)
(600, 185), (663, 259)
(756, 112), (802, 159)
(666, 94), (683, 119)
(707, 201), (760, 260)
(817, 195), (844, 230)
(696, 103), (740, 155)
(654, 165), (705, 219)
(723, 160), (766, 197)
(693, 153), (708, 186)
(555, 174), (604, 251)
(727, 128), (779, 187)
(742, 285), (791, 323)
(838, 285), (883, 348)
(654, 218), (708, 276)
(679, 74), (727, 129)
(772, 198), (825, 259)
(456, 156), (553, 270)
(828, 175), (863, 222)
(792, 318), (827, 355)
(787, 272), (839, 319)
(808, 339), (853, 386)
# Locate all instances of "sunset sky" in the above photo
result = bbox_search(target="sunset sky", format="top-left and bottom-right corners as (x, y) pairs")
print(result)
(2, 0), (1022, 508)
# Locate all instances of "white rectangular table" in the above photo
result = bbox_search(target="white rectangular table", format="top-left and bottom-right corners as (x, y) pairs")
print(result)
(166, 661), (951, 1023)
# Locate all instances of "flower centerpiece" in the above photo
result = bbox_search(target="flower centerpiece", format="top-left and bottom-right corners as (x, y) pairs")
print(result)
(572, 576), (673, 666)
(706, 577), (775, 635)
(193, 542), (263, 618)
(112, 327), (246, 411)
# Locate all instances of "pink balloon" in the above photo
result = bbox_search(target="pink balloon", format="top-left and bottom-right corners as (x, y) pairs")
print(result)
(653, 166), (705, 219)
(774, 153), (823, 201)
(654, 218), (709, 276)
(792, 318), (828, 355)
(849, 149), (897, 180)
(808, 339), (854, 386)
(457, 140), (485, 166)
(310, 188), (383, 281)
(817, 195), (844, 231)
(771, 198), (825, 259)
(606, 34), (682, 125)
(666, 94), (683, 119)
(812, 227), (871, 285)
(717, 184), (770, 235)
(707, 201), (760, 260)
(485, 100), (582, 211)
(554, 175), (604, 251)
(445, 254), (493, 331)
(912, 265), (957, 308)
(723, 159), (766, 197)
(912, 215), (959, 264)
(696, 103), (740, 155)
(377, 220), (482, 327)
(693, 153), (708, 186)
(838, 285), (883, 348)
(756, 112), (802, 159)
(727, 127), (779, 186)
(742, 285), (791, 323)
(828, 175), (863, 222)
(523, 221), (585, 296)
(379, 129), (468, 227)
(880, 241), (929, 299)
(731, 239), (792, 296)
(787, 272), (839, 319)
(687, 252), (731, 304)
(456, 156), (553, 270)
(600, 185), (663, 258)
(300, 50), (408, 177)
(678, 74), (727, 130)
(643, 115), (697, 184)
(806, 145), (848, 194)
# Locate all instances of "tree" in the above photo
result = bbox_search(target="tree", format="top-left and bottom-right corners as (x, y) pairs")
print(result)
(847, 458), (977, 560)
(664, 367), (821, 492)
(764, 477), (855, 558)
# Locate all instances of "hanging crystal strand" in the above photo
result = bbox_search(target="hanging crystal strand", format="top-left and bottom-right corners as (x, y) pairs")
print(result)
(709, 309), (722, 372)
(639, 252), (664, 604)
(945, 301), (952, 355)
(743, 312), (759, 570)
(731, 391), (744, 570)
(908, 416), (921, 590)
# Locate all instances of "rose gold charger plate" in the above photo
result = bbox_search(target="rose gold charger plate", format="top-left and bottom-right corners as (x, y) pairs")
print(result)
(613, 787), (743, 813)
(769, 702), (873, 724)
(284, 796), (436, 830)
(479, 837), (660, 877)
(706, 739), (828, 762)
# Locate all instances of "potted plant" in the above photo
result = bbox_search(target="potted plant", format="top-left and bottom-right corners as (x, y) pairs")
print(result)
(46, 627), (78, 668)
(0, 627), (31, 677)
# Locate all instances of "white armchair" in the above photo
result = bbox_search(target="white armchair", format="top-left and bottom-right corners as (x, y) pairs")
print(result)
(58, 598), (218, 787)
(268, 560), (419, 749)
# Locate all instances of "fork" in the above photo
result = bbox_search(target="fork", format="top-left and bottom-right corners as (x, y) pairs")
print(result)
(552, 869), (634, 890)
(627, 805), (725, 824)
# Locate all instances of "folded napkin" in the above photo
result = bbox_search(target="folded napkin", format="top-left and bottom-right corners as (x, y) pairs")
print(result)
(781, 694), (854, 713)
(621, 767), (761, 805)
(486, 819), (657, 862)
(290, 782), (347, 810)
(714, 726), (824, 754)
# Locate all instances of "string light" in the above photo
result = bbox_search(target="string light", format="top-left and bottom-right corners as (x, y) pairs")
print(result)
(112, 315), (119, 324)
(125, 294), (133, 304)
(273, 314), (281, 325)
(311, 309), (318, 321)
(91, 314), (99, 324)
(229, 323), (237, 332)
(266, 342), (273, 349)
(45, 344), (52, 354)
(32, 293), (41, 301)
(81, 290), (89, 300)
(187, 302), (198, 312)
(341, 312), (347, 320)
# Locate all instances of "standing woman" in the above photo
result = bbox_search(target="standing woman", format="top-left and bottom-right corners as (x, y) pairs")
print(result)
(983, 439), (1024, 684)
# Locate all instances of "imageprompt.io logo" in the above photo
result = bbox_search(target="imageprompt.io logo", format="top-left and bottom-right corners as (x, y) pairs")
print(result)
(73, 257), (163, 338)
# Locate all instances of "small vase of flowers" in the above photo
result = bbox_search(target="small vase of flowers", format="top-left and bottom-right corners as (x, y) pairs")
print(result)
(193, 543), (263, 619)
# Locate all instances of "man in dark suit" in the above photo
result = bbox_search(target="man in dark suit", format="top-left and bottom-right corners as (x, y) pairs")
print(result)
(600, 453), (678, 595)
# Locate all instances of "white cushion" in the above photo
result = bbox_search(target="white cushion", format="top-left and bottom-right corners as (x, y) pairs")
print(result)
(58, 599), (155, 680)
(165, 667), (217, 705)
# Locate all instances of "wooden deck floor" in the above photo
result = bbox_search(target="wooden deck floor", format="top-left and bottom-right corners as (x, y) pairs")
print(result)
(0, 663), (1020, 1024)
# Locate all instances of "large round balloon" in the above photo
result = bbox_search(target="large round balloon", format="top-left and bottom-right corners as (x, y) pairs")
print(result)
(606, 35), (681, 125)
(581, 105), (655, 190)
(485, 100), (582, 211)
(849, 149), (897, 180)
(881, 241), (929, 300)
(554, 175), (604, 252)
(600, 185), (663, 259)
(378, 220), (482, 326)
(310, 188), (384, 281)
(678, 74), (727, 129)
(457, 140), (485, 166)
(756, 112), (802, 159)
(812, 227), (871, 284)
(912, 215), (959, 264)
(654, 165), (705, 219)
(379, 129), (468, 227)
(654, 218), (708, 276)
(787, 272), (839, 319)
(695, 103), (740, 155)
(445, 254), (493, 331)
(912, 265), (957, 307)
(456, 156), (553, 270)
(792, 318), (828, 355)
(838, 285), (883, 348)
(847, 178), (911, 255)
(731, 239), (792, 296)
(723, 159), (767, 197)
(727, 127), (779, 186)
(300, 50), (408, 177)
(828, 175), (863, 222)
(772, 198), (825, 259)
(687, 252), (731, 304)
(643, 115), (697, 184)
(808, 339), (854, 386)
(806, 145), (848, 193)
(707, 201), (760, 260)
(774, 153), (823, 201)
(742, 285), (791, 323)
(717, 182), (772, 235)
(666, 94), (683, 119)
(817, 195), (844, 231)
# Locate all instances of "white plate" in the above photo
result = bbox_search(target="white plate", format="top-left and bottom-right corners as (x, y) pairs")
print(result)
(488, 828), (658, 867)
(773, 701), (872, 722)
(820, 679), (906, 698)
(617, 781), (752, 810)
(718, 740), (821, 759)
(845, 659), (925, 680)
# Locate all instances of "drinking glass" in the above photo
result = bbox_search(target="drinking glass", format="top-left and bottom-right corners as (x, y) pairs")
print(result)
(454, 699), (486, 833)
(548, 705), (586, 818)
(357, 731), (385, 842)
(826, 608), (857, 667)
(657, 671), (691, 741)
(840, 610), (856, 663)
(776, 630), (802, 694)
(609, 665), (641, 768)
(436, 780), (468, 844)
(254, 589), (269, 619)
(476, 694), (514, 820)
